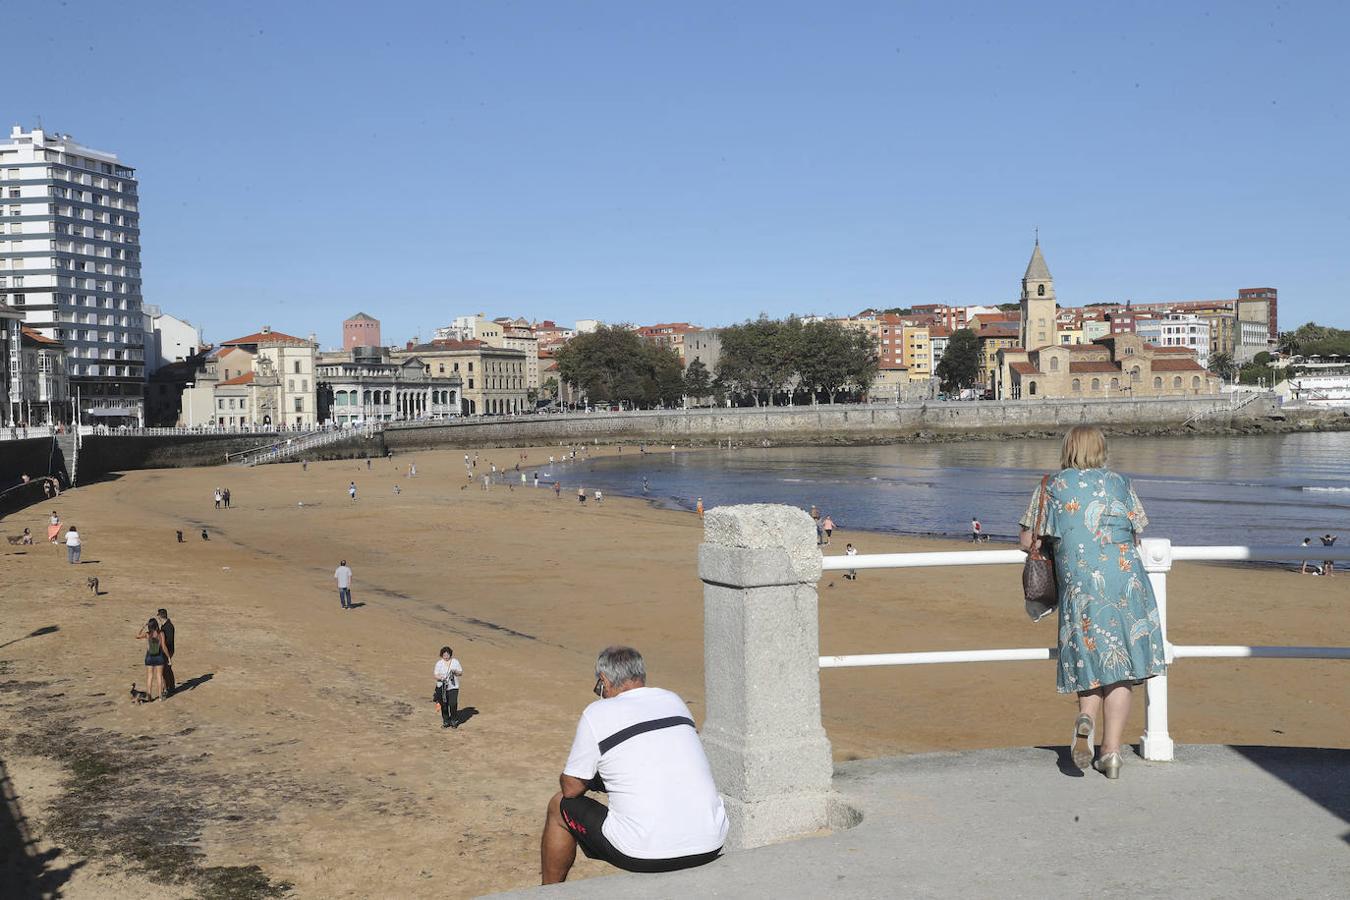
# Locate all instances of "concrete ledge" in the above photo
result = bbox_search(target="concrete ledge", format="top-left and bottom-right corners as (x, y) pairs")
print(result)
(485, 744), (1350, 898)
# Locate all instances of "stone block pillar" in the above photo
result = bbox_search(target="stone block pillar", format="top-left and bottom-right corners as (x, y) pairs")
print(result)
(698, 503), (833, 850)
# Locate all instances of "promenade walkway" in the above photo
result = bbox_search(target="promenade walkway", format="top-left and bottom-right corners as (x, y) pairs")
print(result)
(490, 744), (1349, 898)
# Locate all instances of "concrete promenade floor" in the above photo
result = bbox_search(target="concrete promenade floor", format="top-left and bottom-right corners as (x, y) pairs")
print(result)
(489, 744), (1350, 899)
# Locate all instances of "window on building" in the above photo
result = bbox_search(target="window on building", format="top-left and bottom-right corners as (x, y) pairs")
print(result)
(468, 378), (474, 389)
(1153, 377), (1162, 389)
(1027, 381), (1037, 396)
(294, 397), (303, 412)
(1037, 284), (1045, 296)
(1071, 378), (1081, 392)
(1173, 376), (1182, 389)
(293, 360), (301, 374)
(1049, 356), (1059, 371)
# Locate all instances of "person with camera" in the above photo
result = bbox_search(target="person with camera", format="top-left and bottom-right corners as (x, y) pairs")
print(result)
(540, 646), (727, 884)
(433, 646), (463, 729)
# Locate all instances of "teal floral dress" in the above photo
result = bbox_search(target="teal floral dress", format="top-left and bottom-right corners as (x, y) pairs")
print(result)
(1020, 468), (1167, 694)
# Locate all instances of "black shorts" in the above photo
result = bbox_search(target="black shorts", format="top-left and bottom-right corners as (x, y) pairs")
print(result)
(559, 795), (721, 874)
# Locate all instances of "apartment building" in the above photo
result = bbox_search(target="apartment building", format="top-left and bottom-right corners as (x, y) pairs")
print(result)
(396, 339), (529, 415)
(0, 127), (145, 423)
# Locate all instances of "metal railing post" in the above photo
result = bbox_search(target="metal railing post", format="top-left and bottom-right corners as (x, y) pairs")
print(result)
(1139, 538), (1175, 761)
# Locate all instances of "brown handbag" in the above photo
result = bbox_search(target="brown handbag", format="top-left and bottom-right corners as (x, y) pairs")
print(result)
(1023, 474), (1058, 622)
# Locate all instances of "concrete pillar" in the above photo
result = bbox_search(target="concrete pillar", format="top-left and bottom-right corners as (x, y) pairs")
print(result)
(699, 503), (833, 850)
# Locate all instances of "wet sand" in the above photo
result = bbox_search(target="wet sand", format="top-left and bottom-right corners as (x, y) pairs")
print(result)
(1, 445), (1346, 898)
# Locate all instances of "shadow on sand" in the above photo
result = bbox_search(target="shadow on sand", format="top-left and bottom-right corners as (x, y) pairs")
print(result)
(0, 754), (85, 898)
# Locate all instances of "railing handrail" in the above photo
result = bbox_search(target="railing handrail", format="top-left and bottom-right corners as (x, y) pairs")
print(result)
(821, 544), (1350, 571)
(817, 538), (1348, 763)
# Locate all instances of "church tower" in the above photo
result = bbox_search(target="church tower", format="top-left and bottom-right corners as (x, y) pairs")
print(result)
(1020, 240), (1057, 349)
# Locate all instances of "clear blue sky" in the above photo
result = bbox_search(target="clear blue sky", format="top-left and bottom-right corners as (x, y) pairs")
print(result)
(14, 1), (1349, 347)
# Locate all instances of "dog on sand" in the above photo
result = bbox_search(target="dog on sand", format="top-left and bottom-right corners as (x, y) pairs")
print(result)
(130, 683), (151, 704)
(86, 576), (100, 594)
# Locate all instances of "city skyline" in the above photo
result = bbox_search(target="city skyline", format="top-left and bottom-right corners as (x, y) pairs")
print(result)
(11, 1), (1349, 348)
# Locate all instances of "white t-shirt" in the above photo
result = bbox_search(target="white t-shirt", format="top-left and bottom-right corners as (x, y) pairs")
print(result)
(564, 686), (728, 859)
(334, 566), (352, 588)
(434, 657), (462, 688)
(65, 530), (81, 547)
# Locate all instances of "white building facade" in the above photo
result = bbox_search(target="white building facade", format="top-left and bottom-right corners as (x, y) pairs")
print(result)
(0, 127), (145, 423)
(1136, 314), (1211, 367)
(142, 304), (201, 373)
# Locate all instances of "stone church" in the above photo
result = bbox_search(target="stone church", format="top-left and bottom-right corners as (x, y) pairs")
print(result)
(997, 243), (1220, 400)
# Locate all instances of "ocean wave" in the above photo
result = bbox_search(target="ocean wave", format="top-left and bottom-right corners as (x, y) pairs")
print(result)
(1302, 486), (1350, 493)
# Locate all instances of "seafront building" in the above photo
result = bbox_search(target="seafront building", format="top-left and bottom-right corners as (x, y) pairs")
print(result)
(0, 127), (145, 424)
(142, 305), (202, 374)
(178, 326), (318, 428)
(395, 338), (529, 415)
(2, 300), (70, 425)
(997, 244), (1220, 399)
(316, 345), (461, 423)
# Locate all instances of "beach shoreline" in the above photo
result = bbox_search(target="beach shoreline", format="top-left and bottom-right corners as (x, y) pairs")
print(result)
(1, 442), (1345, 898)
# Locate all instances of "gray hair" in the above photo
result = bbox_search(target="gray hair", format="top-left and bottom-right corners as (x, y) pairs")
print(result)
(595, 646), (646, 688)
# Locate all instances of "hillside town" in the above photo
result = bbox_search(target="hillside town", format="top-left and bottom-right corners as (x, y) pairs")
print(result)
(0, 125), (1343, 431)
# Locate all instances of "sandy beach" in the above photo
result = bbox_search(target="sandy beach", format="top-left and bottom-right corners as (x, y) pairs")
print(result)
(1, 444), (1346, 898)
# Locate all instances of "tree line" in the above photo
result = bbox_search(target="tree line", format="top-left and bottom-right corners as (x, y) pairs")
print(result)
(555, 318), (881, 408)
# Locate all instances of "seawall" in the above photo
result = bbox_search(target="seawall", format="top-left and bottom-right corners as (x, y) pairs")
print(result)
(382, 397), (1350, 451)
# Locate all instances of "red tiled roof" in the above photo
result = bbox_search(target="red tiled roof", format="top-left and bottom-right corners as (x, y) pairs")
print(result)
(928, 325), (953, 337)
(218, 372), (255, 386)
(221, 329), (309, 346)
(1151, 359), (1208, 373)
(1069, 361), (1120, 374)
(978, 323), (1020, 337)
(20, 326), (62, 346)
(1152, 346), (1194, 354)
(1009, 362), (1041, 376)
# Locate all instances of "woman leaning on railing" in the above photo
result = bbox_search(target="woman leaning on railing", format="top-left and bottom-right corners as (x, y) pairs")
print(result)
(1018, 425), (1166, 780)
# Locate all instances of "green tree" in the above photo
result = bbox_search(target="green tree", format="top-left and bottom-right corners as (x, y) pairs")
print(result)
(934, 328), (981, 392)
(556, 326), (652, 406)
(1207, 352), (1235, 380)
(683, 359), (713, 399)
(541, 376), (559, 399)
(717, 316), (799, 405)
(643, 344), (687, 407)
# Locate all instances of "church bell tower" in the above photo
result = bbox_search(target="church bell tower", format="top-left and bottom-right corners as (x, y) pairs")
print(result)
(1020, 239), (1057, 349)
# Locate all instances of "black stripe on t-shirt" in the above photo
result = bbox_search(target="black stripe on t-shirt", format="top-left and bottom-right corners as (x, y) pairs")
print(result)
(598, 716), (696, 755)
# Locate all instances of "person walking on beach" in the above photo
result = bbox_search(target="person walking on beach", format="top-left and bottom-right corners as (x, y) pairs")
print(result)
(136, 618), (168, 702)
(810, 505), (822, 544)
(64, 525), (81, 564)
(696, 497), (704, 518)
(223, 487), (231, 509)
(213, 488), (222, 510)
(434, 646), (463, 729)
(554, 481), (561, 499)
(47, 510), (61, 544)
(1019, 425), (1164, 780)
(845, 543), (858, 580)
(1321, 533), (1338, 576)
(821, 515), (835, 545)
(577, 486), (586, 504)
(534, 473), (540, 488)
(348, 481), (357, 502)
(334, 559), (354, 609)
(540, 646), (726, 884)
(157, 608), (176, 698)
(1301, 538), (1315, 574)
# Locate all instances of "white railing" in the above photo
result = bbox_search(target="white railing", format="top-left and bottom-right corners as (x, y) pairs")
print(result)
(818, 539), (1350, 761)
(227, 422), (383, 466)
(0, 425), (64, 441)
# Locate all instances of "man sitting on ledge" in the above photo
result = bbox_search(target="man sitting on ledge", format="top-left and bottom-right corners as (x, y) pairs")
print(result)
(541, 645), (728, 884)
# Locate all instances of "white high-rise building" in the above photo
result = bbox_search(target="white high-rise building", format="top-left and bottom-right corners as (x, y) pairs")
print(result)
(0, 126), (145, 423)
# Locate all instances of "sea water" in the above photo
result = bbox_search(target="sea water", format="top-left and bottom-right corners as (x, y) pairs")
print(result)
(551, 431), (1350, 548)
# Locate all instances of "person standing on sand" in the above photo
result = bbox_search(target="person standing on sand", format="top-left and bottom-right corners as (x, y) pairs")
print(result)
(577, 486), (586, 504)
(213, 488), (222, 510)
(157, 608), (176, 697)
(821, 515), (835, 545)
(47, 511), (61, 544)
(348, 481), (358, 502)
(302, 460), (308, 472)
(554, 481), (561, 499)
(136, 618), (167, 702)
(810, 505), (821, 544)
(696, 497), (704, 517)
(845, 543), (858, 580)
(223, 487), (231, 509)
(1321, 534), (1338, 576)
(1301, 538), (1315, 574)
(64, 525), (81, 564)
(335, 559), (354, 609)
(434, 646), (463, 728)
(971, 517), (982, 542)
